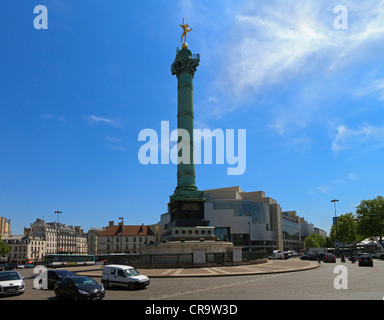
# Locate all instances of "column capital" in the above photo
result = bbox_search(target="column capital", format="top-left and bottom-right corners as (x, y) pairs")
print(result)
(171, 47), (200, 78)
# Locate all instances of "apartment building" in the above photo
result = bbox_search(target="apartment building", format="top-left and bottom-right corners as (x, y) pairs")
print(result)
(97, 221), (155, 254)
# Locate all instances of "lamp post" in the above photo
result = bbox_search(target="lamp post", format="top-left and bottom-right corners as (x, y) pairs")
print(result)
(331, 199), (339, 255)
(247, 214), (252, 252)
(54, 211), (62, 254)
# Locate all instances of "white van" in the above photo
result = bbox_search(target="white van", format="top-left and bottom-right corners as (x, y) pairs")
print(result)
(101, 265), (150, 290)
(268, 253), (284, 260)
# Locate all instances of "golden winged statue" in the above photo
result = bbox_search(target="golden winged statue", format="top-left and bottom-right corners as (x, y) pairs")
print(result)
(180, 17), (192, 44)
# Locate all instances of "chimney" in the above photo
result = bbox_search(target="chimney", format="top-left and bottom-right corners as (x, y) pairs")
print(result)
(109, 221), (114, 228)
(118, 218), (124, 234)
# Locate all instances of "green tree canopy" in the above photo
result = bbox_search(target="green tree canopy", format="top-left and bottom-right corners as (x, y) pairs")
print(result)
(329, 212), (362, 244)
(304, 233), (326, 249)
(356, 195), (384, 242)
(0, 237), (10, 256)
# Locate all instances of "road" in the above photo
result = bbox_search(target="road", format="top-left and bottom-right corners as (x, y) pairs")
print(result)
(2, 258), (384, 301)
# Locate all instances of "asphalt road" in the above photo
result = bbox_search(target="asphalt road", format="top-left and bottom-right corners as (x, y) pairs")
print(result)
(2, 258), (384, 301)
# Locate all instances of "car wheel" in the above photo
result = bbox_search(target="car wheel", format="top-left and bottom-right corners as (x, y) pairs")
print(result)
(128, 282), (135, 290)
(55, 289), (61, 299)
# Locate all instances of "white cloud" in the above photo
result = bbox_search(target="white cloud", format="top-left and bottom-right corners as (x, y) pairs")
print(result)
(86, 115), (118, 127)
(355, 79), (384, 101)
(332, 124), (384, 153)
(40, 114), (65, 122)
(219, 1), (384, 99)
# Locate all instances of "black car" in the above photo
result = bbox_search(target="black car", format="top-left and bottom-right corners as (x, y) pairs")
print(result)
(300, 255), (310, 260)
(3, 263), (18, 270)
(308, 254), (319, 261)
(47, 270), (74, 289)
(323, 254), (336, 263)
(358, 254), (373, 267)
(54, 276), (105, 300)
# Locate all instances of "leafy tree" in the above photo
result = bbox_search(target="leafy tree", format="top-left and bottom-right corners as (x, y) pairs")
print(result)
(356, 196), (384, 242)
(329, 212), (362, 244)
(304, 233), (326, 249)
(0, 237), (10, 256)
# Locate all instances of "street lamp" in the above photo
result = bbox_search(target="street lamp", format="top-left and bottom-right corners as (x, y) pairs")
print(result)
(247, 214), (252, 252)
(55, 211), (62, 254)
(331, 199), (339, 254)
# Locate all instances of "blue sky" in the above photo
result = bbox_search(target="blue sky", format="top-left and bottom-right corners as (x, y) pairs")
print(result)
(1, 0), (384, 235)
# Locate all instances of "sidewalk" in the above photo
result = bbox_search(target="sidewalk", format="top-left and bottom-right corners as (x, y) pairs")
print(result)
(74, 259), (320, 278)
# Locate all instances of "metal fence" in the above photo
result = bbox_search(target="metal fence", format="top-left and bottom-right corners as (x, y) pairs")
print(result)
(242, 251), (267, 261)
(106, 253), (193, 266)
(104, 250), (267, 267)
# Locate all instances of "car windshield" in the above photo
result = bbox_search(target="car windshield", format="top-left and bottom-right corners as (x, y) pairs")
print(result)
(126, 269), (140, 276)
(72, 277), (97, 287)
(0, 272), (21, 281)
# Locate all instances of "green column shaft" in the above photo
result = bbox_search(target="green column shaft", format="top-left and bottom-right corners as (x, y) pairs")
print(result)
(177, 72), (196, 190)
(170, 46), (204, 203)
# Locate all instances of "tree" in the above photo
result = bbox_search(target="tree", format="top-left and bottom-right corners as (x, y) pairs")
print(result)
(356, 196), (384, 242)
(329, 212), (362, 244)
(0, 237), (10, 257)
(304, 233), (326, 249)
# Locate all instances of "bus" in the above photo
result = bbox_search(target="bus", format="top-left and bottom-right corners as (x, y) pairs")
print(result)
(44, 254), (96, 268)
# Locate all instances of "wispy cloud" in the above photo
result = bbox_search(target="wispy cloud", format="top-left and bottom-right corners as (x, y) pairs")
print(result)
(40, 114), (65, 122)
(355, 78), (384, 101)
(86, 115), (118, 127)
(332, 124), (384, 153)
(185, 1), (384, 137)
(219, 1), (384, 99)
(312, 174), (356, 195)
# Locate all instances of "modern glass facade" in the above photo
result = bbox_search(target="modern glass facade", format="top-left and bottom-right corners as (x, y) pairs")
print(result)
(282, 218), (300, 241)
(210, 198), (271, 229)
(204, 191), (276, 249)
(158, 187), (317, 253)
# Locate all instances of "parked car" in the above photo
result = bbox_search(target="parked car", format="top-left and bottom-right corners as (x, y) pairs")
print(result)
(323, 254), (336, 263)
(46, 270), (74, 289)
(317, 253), (326, 261)
(358, 254), (373, 267)
(268, 253), (285, 260)
(283, 252), (292, 259)
(300, 254), (310, 260)
(101, 264), (150, 290)
(0, 271), (25, 296)
(3, 263), (19, 270)
(288, 250), (298, 257)
(54, 276), (105, 300)
(371, 251), (384, 259)
(308, 254), (319, 261)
